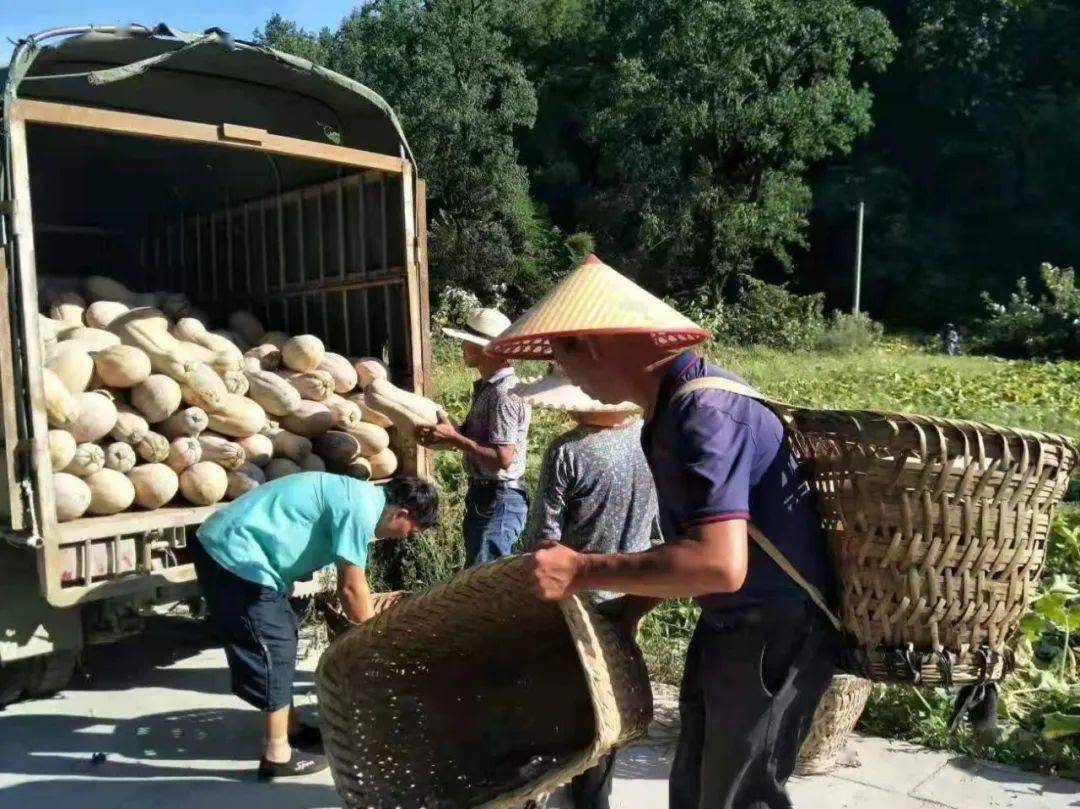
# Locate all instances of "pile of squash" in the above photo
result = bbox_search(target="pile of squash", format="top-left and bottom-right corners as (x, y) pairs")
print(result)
(39, 275), (443, 522)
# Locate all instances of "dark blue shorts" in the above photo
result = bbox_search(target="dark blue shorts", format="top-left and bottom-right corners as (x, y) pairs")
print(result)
(190, 539), (298, 711)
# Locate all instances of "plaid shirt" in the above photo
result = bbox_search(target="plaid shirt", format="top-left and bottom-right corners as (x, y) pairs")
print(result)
(461, 367), (531, 484)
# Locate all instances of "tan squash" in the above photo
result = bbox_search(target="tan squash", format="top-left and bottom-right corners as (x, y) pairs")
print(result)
(159, 407), (209, 439)
(54, 472), (92, 522)
(368, 447), (399, 479)
(48, 430), (77, 472)
(344, 456), (372, 480)
(326, 393), (364, 431)
(244, 343), (282, 371)
(134, 431), (171, 463)
(66, 443), (106, 477)
(264, 458), (301, 480)
(179, 462), (228, 506)
(206, 394), (267, 439)
(277, 369), (335, 402)
(42, 368), (81, 428)
(281, 335), (325, 373)
(177, 362), (230, 412)
(300, 454), (326, 472)
(364, 378), (443, 437)
(84, 300), (130, 329)
(85, 275), (136, 304)
(266, 427), (312, 464)
(103, 442), (137, 473)
(245, 364), (302, 416)
(222, 370), (249, 396)
(57, 326), (121, 352)
(280, 401), (333, 438)
(198, 434), (247, 470)
(85, 469), (136, 515)
(38, 314), (62, 355)
(131, 374), (182, 424)
(70, 391), (118, 443)
(128, 463), (180, 509)
(228, 311), (266, 347)
(318, 352), (359, 394)
(130, 292), (161, 309)
(346, 421), (391, 457)
(213, 330), (247, 351)
(92, 344), (152, 388)
(314, 431), (363, 472)
(110, 405), (149, 444)
(108, 308), (236, 398)
(226, 463), (266, 500)
(172, 318), (245, 364)
(46, 344), (95, 393)
(238, 434), (274, 467)
(166, 437), (202, 473)
(160, 292), (192, 320)
(353, 357), (388, 388)
(261, 331), (290, 348)
(348, 394), (394, 429)
(50, 298), (85, 326)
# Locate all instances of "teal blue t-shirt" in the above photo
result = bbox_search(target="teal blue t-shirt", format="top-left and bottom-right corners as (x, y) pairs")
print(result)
(196, 472), (386, 591)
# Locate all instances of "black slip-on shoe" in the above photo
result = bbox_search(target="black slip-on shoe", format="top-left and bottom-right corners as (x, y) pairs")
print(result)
(287, 723), (324, 750)
(257, 750), (329, 781)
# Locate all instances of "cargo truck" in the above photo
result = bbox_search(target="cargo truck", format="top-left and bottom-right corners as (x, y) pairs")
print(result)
(0, 23), (433, 702)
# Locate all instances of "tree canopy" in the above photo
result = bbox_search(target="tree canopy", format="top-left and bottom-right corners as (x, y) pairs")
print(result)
(258, 0), (1080, 332)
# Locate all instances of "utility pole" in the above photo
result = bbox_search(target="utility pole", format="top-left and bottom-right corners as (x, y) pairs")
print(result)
(853, 201), (865, 314)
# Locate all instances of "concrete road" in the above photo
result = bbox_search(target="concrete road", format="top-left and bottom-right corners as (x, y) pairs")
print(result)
(0, 616), (1075, 808)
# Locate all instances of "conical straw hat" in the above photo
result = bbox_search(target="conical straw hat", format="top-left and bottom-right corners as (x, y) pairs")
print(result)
(512, 367), (640, 414)
(487, 255), (709, 359)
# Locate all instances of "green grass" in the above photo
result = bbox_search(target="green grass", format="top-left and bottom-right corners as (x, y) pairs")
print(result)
(368, 335), (1079, 776)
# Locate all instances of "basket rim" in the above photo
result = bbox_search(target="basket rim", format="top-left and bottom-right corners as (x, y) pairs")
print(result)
(782, 405), (1078, 451)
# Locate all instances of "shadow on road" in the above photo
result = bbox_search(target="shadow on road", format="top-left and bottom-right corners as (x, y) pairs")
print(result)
(0, 777), (338, 809)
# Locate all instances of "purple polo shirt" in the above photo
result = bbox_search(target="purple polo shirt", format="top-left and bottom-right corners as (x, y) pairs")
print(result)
(641, 351), (831, 613)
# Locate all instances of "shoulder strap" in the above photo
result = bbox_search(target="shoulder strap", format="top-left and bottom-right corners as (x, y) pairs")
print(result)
(671, 376), (842, 632)
(672, 375), (766, 402)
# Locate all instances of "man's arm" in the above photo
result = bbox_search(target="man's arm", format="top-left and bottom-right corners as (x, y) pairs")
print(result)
(417, 415), (516, 471)
(530, 519), (749, 600)
(336, 559), (374, 622)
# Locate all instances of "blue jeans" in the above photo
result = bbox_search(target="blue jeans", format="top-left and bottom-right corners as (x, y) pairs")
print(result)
(463, 483), (528, 567)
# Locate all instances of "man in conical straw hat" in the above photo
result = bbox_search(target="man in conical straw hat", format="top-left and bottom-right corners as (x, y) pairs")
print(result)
(489, 256), (836, 809)
(418, 307), (531, 567)
(515, 366), (661, 809)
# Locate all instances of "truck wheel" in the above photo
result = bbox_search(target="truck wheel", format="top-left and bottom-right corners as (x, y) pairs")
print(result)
(24, 651), (78, 698)
(0, 660), (30, 707)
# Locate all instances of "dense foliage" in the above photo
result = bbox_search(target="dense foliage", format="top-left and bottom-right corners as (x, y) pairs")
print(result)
(258, 0), (895, 309)
(260, 1), (1080, 332)
(973, 263), (1080, 360)
(808, 1), (1080, 328)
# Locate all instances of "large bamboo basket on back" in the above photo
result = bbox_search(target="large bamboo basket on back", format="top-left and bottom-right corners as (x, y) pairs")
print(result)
(795, 674), (872, 776)
(315, 556), (653, 808)
(784, 408), (1077, 685)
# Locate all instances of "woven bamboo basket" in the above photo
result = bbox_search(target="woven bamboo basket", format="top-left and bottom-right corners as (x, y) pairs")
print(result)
(795, 674), (872, 776)
(315, 556), (653, 808)
(319, 591), (409, 642)
(782, 409), (1077, 685)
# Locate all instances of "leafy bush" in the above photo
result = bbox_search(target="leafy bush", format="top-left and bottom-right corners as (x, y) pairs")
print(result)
(678, 276), (828, 351)
(975, 263), (1080, 359)
(815, 310), (885, 353)
(722, 277), (826, 350)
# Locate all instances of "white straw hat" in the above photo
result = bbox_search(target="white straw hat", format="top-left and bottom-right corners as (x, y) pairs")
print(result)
(488, 255), (709, 359)
(512, 367), (640, 414)
(442, 307), (512, 347)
